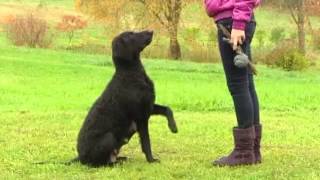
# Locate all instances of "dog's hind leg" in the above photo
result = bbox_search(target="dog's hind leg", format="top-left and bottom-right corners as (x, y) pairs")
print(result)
(84, 132), (118, 167)
(137, 119), (159, 163)
(151, 104), (178, 133)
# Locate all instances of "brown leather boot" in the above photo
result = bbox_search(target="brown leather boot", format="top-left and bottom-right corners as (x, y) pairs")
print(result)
(213, 126), (255, 166)
(254, 124), (262, 163)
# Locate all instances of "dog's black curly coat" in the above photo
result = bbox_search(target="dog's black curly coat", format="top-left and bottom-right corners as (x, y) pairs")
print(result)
(76, 31), (178, 167)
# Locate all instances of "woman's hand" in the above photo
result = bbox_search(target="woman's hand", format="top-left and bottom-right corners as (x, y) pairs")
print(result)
(230, 29), (245, 50)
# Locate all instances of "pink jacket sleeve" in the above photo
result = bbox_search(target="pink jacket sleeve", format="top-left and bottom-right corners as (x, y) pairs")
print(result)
(204, 0), (219, 17)
(232, 0), (259, 30)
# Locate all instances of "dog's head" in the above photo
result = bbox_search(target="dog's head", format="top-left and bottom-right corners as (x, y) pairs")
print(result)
(112, 30), (153, 66)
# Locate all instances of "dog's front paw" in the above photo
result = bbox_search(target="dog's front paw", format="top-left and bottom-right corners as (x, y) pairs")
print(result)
(147, 158), (160, 163)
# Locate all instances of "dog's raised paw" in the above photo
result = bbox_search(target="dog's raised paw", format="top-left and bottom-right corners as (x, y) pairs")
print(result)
(168, 121), (178, 133)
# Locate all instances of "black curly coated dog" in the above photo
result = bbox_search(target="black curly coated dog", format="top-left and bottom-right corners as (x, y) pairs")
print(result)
(76, 30), (178, 167)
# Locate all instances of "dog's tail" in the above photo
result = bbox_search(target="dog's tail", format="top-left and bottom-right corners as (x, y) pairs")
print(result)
(64, 157), (80, 165)
(33, 157), (80, 166)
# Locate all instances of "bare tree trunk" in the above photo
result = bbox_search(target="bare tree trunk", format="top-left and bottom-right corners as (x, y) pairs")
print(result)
(168, 23), (181, 59)
(297, 0), (306, 54)
(167, 0), (181, 59)
(288, 0), (306, 55)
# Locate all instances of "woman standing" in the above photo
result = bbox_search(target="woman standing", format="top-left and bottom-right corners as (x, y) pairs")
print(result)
(204, 0), (262, 166)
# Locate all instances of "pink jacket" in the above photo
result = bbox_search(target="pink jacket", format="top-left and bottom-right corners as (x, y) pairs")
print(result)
(204, 0), (261, 30)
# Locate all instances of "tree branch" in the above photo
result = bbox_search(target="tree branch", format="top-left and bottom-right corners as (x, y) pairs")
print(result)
(288, 4), (298, 25)
(135, 0), (168, 28)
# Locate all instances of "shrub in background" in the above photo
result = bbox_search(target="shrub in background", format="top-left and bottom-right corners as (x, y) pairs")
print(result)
(277, 49), (309, 71)
(252, 46), (272, 65)
(270, 27), (286, 44)
(180, 27), (219, 63)
(66, 34), (107, 55)
(6, 14), (52, 48)
(312, 29), (320, 50)
(181, 27), (201, 42)
(255, 29), (267, 48)
(0, 14), (16, 25)
(56, 15), (87, 48)
(265, 39), (309, 71)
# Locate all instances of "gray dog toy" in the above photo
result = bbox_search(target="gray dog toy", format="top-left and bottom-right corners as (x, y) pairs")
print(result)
(222, 37), (250, 68)
(218, 24), (257, 75)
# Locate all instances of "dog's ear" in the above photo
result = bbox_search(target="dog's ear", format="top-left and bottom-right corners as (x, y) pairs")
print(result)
(112, 37), (131, 61)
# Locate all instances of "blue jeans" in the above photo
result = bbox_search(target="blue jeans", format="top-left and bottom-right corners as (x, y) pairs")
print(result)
(216, 17), (260, 128)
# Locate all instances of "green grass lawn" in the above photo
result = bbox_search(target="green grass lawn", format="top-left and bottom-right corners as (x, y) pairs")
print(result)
(1, 44), (320, 179)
